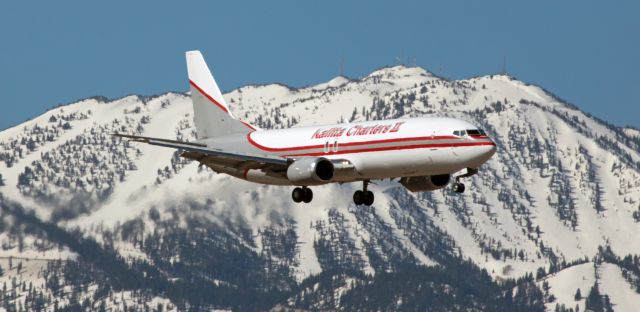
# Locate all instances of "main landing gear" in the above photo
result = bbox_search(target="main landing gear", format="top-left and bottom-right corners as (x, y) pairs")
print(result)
(353, 180), (374, 206)
(452, 168), (478, 194)
(292, 187), (313, 203)
(291, 182), (375, 205)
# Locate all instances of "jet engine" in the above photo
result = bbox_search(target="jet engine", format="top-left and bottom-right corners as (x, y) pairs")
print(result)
(287, 157), (334, 185)
(399, 174), (450, 192)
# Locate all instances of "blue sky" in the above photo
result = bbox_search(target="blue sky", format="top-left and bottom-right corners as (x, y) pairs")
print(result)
(1, 1), (638, 130)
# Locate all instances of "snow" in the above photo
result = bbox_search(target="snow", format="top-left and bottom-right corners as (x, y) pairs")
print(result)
(540, 262), (594, 312)
(308, 76), (350, 91)
(108, 290), (180, 311)
(623, 127), (640, 138)
(598, 263), (640, 312)
(374, 183), (435, 266)
(1, 64), (639, 306)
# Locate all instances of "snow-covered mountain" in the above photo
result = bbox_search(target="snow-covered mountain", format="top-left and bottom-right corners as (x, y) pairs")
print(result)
(1, 65), (639, 311)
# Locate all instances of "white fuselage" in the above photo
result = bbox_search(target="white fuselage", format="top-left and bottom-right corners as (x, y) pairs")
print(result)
(201, 117), (496, 186)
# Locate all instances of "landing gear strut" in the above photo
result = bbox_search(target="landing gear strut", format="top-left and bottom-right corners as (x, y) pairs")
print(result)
(353, 180), (374, 206)
(452, 168), (478, 194)
(292, 187), (313, 203)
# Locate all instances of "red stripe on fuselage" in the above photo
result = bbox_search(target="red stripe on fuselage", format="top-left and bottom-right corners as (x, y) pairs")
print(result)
(240, 120), (257, 131)
(246, 132), (495, 157)
(247, 132), (489, 152)
(284, 141), (496, 157)
(248, 132), (456, 152)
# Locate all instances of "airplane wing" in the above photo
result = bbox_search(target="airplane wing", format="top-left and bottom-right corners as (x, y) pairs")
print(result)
(113, 134), (289, 173)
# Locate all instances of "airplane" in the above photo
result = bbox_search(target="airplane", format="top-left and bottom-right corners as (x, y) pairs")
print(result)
(115, 51), (496, 205)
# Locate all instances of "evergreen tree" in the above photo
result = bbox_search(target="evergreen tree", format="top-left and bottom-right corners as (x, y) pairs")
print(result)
(98, 300), (107, 312)
(574, 288), (582, 301)
(603, 295), (614, 312)
(585, 283), (604, 312)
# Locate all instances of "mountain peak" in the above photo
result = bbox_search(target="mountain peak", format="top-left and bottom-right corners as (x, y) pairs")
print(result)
(307, 75), (350, 91)
(367, 65), (433, 79)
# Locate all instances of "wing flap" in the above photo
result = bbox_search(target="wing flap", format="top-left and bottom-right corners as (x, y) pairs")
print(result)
(113, 133), (289, 167)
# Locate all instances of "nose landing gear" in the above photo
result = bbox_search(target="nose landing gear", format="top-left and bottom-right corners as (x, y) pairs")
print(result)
(292, 187), (313, 203)
(452, 168), (478, 194)
(452, 181), (465, 193)
(353, 180), (374, 206)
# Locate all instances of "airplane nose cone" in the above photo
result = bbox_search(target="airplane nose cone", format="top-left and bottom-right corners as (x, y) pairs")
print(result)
(486, 143), (497, 158)
(479, 144), (496, 160)
(468, 142), (497, 167)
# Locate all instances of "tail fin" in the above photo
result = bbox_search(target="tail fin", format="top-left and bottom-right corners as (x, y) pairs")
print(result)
(186, 50), (256, 139)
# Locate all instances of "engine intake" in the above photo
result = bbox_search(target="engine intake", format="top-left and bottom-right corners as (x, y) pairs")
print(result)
(399, 174), (450, 192)
(287, 157), (334, 185)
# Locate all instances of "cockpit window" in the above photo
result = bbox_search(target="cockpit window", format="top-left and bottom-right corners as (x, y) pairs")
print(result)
(453, 129), (486, 136)
(466, 129), (487, 136)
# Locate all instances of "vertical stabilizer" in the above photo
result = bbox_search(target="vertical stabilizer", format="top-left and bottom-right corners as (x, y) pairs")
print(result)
(186, 51), (255, 139)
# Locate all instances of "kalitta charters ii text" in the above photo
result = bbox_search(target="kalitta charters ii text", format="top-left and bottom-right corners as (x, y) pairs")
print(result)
(311, 122), (405, 139)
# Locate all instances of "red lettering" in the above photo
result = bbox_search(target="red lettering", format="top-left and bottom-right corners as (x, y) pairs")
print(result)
(312, 129), (322, 139)
(312, 127), (347, 139)
(345, 123), (403, 137)
(390, 122), (405, 133)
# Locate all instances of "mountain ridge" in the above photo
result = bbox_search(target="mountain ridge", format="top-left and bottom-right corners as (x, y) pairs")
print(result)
(0, 65), (639, 311)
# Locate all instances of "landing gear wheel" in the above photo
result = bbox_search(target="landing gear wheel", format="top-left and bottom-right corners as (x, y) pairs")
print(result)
(293, 187), (313, 203)
(453, 182), (465, 193)
(353, 180), (375, 206)
(364, 191), (374, 206)
(292, 187), (304, 203)
(302, 188), (313, 203)
(452, 168), (477, 194)
(353, 190), (364, 205)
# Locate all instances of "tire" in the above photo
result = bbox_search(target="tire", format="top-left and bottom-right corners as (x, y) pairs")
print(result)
(353, 190), (364, 205)
(292, 187), (304, 203)
(453, 183), (465, 193)
(303, 188), (313, 203)
(364, 191), (374, 206)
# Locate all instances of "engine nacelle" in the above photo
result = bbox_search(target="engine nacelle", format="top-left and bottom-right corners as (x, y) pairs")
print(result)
(287, 157), (334, 185)
(399, 174), (450, 192)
